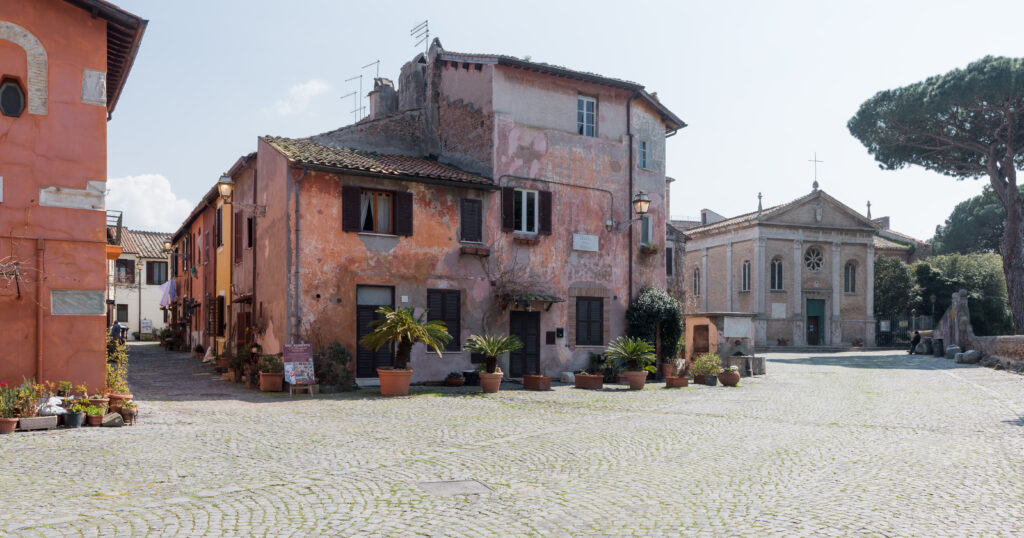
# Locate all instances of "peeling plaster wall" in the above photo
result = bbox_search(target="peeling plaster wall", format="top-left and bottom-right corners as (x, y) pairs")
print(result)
(312, 109), (428, 157)
(254, 139), (294, 355)
(0, 0), (109, 388)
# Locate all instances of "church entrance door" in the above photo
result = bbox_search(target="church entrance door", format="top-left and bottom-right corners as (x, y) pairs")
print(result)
(806, 299), (825, 345)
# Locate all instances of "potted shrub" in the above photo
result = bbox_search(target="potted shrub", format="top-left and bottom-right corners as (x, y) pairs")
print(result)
(851, 337), (864, 349)
(314, 342), (355, 393)
(691, 352), (723, 385)
(57, 381), (72, 397)
(640, 242), (660, 254)
(259, 354), (285, 392)
(444, 371), (465, 387)
(464, 334), (523, 394)
(84, 405), (105, 427)
(359, 306), (452, 397)
(604, 336), (656, 390)
(0, 382), (18, 434)
(119, 400), (138, 425)
(105, 335), (132, 412)
(777, 337), (789, 347)
(64, 402), (85, 428)
(718, 365), (741, 387)
(87, 392), (110, 413)
(226, 350), (244, 383)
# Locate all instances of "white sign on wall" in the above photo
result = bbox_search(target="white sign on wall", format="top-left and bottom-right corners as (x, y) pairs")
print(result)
(771, 303), (787, 319)
(724, 317), (752, 338)
(573, 234), (599, 252)
(141, 320), (153, 334)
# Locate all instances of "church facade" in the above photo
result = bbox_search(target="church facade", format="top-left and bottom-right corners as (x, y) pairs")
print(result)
(678, 187), (878, 347)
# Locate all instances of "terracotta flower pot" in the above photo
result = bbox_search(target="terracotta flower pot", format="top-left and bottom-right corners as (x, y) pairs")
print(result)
(86, 414), (103, 426)
(87, 398), (110, 412)
(106, 393), (132, 413)
(523, 375), (551, 391)
(444, 377), (465, 387)
(574, 373), (603, 390)
(259, 372), (284, 392)
(377, 368), (413, 396)
(0, 417), (18, 434)
(693, 374), (706, 385)
(625, 370), (648, 390)
(661, 362), (678, 379)
(479, 372), (503, 393)
(120, 408), (138, 425)
(718, 370), (741, 387)
(665, 376), (689, 388)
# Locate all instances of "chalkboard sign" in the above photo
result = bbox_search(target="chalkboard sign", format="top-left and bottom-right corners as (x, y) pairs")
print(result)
(283, 343), (315, 385)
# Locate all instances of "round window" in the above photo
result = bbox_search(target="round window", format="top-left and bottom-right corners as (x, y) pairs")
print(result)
(804, 246), (824, 271)
(0, 80), (26, 117)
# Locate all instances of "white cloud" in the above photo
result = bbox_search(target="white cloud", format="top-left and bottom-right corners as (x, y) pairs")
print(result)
(105, 174), (192, 233)
(266, 79), (330, 116)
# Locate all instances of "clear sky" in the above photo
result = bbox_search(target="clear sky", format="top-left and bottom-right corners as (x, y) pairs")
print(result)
(105, 0), (1024, 240)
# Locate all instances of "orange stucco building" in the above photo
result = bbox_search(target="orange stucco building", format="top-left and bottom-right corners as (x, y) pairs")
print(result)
(0, 0), (145, 388)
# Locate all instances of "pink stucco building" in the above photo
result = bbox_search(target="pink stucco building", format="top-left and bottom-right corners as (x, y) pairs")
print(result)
(238, 40), (685, 381)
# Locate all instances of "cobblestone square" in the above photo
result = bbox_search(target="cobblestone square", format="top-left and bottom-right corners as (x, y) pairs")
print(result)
(2, 343), (1024, 536)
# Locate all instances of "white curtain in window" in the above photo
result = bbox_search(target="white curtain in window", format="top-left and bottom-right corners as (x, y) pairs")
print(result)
(377, 193), (391, 234)
(360, 192), (373, 231)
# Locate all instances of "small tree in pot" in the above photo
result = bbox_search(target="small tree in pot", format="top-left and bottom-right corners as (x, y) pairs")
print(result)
(359, 306), (451, 396)
(463, 334), (522, 393)
(603, 336), (656, 390)
(258, 354), (284, 392)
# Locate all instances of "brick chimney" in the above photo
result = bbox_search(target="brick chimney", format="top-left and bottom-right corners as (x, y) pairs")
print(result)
(398, 55), (428, 110)
(368, 78), (398, 119)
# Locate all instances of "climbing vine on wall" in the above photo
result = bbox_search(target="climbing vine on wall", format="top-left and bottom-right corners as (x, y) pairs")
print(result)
(625, 287), (683, 360)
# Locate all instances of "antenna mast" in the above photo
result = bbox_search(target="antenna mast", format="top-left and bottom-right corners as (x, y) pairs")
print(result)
(411, 20), (429, 54)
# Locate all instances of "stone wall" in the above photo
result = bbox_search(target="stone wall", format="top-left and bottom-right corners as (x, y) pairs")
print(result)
(933, 289), (1024, 371)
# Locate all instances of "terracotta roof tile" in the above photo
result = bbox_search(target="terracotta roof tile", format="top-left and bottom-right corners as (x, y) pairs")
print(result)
(873, 235), (911, 250)
(120, 228), (171, 259)
(263, 136), (492, 187)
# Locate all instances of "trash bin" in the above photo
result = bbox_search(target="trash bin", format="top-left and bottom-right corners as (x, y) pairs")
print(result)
(933, 338), (944, 357)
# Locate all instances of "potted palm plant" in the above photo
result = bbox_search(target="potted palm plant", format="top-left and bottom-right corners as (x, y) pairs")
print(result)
(463, 334), (523, 393)
(604, 337), (656, 390)
(359, 306), (451, 396)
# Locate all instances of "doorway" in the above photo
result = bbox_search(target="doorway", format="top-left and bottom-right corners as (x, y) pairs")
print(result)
(356, 286), (394, 377)
(508, 311), (540, 377)
(692, 325), (710, 355)
(806, 299), (825, 346)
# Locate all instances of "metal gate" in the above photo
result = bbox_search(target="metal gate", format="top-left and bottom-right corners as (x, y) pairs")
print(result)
(875, 315), (934, 347)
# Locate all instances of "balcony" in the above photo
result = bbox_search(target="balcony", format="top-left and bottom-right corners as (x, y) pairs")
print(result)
(106, 210), (123, 261)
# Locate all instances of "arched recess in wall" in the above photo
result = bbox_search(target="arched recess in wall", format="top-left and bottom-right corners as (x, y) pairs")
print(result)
(0, 21), (48, 115)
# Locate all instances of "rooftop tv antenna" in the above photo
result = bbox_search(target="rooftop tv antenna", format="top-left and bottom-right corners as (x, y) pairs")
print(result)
(363, 60), (380, 79)
(344, 74), (365, 121)
(339, 90), (357, 124)
(411, 20), (429, 53)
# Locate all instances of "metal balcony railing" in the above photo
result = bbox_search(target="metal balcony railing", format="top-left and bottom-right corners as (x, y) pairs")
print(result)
(107, 210), (123, 246)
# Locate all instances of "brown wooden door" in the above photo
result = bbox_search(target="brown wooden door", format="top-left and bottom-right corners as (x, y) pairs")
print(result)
(509, 311), (540, 377)
(807, 316), (820, 345)
(693, 325), (710, 355)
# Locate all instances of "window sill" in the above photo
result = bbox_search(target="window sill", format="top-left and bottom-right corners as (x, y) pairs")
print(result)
(459, 245), (490, 257)
(513, 235), (539, 246)
(738, 290), (750, 294)
(358, 232), (398, 238)
(769, 289), (786, 293)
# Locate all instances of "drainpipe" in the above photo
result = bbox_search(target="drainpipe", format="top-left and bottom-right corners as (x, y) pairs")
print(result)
(291, 167), (308, 343)
(627, 92), (638, 301)
(36, 238), (45, 379)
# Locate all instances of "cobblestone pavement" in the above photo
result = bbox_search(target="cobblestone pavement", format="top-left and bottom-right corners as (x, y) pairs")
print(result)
(3, 344), (1024, 536)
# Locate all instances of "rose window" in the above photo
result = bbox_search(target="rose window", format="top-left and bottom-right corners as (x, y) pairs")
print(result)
(804, 247), (823, 271)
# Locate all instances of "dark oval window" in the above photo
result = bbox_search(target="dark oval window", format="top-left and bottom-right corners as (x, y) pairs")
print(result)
(0, 80), (26, 117)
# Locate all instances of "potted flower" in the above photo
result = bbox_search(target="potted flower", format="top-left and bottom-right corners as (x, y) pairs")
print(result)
(604, 336), (656, 390)
(690, 352), (723, 386)
(105, 335), (132, 412)
(0, 382), (18, 434)
(84, 405), (105, 427)
(227, 350), (244, 383)
(463, 334), (523, 394)
(258, 354), (284, 392)
(777, 337), (789, 347)
(718, 365), (741, 387)
(57, 381), (72, 397)
(444, 371), (465, 387)
(64, 402), (86, 429)
(851, 337), (864, 349)
(640, 242), (660, 254)
(119, 400), (138, 425)
(359, 306), (452, 397)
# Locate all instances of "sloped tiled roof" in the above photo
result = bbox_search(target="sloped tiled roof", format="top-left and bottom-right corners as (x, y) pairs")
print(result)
(120, 228), (171, 259)
(263, 136), (493, 187)
(879, 228), (931, 247)
(683, 190), (879, 237)
(873, 235), (912, 251)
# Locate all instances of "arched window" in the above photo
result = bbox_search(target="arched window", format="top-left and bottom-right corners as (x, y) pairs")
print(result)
(844, 261), (857, 293)
(692, 268), (701, 296)
(770, 257), (784, 291)
(741, 260), (751, 292)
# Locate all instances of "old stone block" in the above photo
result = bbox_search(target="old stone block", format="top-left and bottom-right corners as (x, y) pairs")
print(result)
(101, 412), (124, 427)
(954, 352), (966, 363)
(945, 345), (961, 360)
(959, 350), (982, 364)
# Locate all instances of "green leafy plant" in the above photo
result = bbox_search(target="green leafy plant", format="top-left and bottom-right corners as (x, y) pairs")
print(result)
(446, 371), (463, 380)
(690, 352), (723, 377)
(777, 337), (789, 345)
(0, 383), (17, 419)
(259, 354), (284, 374)
(625, 287), (683, 360)
(84, 406), (105, 417)
(315, 342), (355, 391)
(121, 400), (137, 410)
(603, 336), (656, 373)
(70, 402), (86, 414)
(225, 349), (243, 370)
(463, 334), (522, 374)
(359, 307), (451, 370)
(105, 333), (130, 394)
(726, 365), (739, 372)
(75, 384), (89, 398)
(15, 378), (39, 418)
(58, 381), (72, 396)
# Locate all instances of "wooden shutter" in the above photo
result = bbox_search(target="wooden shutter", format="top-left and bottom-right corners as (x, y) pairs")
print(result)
(576, 297), (602, 346)
(666, 248), (673, 275)
(342, 186), (362, 231)
(233, 211), (242, 263)
(501, 187), (515, 231)
(145, 261), (154, 285)
(576, 298), (589, 345)
(427, 289), (460, 351)
(460, 199), (482, 242)
(394, 191), (413, 236)
(539, 190), (552, 235)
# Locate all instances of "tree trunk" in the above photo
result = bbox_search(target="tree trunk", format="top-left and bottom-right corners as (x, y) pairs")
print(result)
(394, 338), (413, 370)
(485, 356), (497, 374)
(1003, 197), (1024, 334)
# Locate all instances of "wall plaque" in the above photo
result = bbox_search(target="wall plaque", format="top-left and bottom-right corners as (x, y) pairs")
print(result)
(573, 234), (599, 252)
